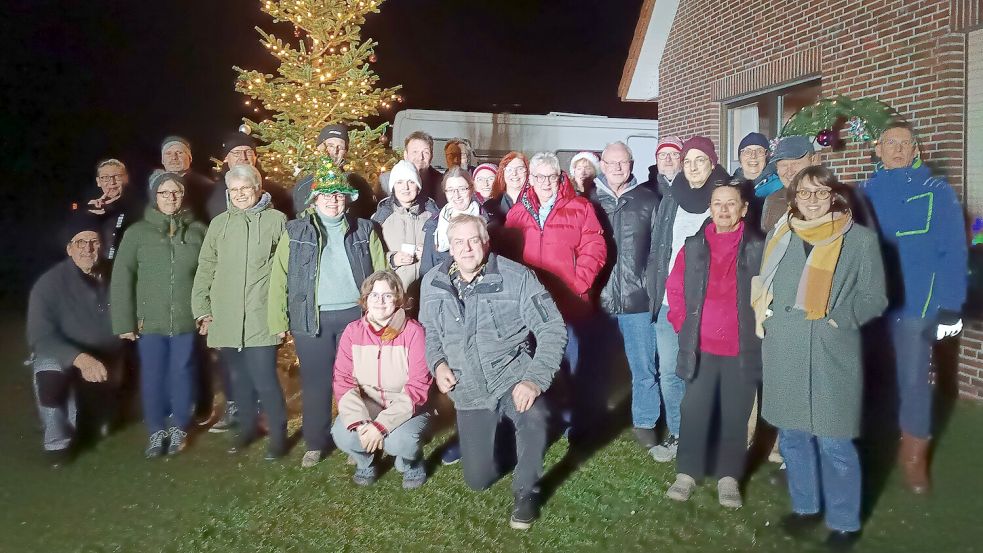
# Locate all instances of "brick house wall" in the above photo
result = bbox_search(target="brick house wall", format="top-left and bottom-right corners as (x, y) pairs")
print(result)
(653, 0), (983, 399)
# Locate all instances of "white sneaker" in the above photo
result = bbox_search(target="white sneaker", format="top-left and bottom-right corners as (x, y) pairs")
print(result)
(666, 473), (696, 502)
(717, 477), (743, 509)
(650, 434), (679, 463)
(301, 450), (322, 468)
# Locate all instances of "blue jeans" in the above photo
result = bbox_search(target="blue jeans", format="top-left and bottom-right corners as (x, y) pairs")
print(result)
(331, 412), (430, 471)
(779, 428), (862, 532)
(654, 308), (686, 436)
(560, 317), (605, 443)
(890, 315), (936, 438)
(615, 312), (660, 429)
(136, 333), (197, 434)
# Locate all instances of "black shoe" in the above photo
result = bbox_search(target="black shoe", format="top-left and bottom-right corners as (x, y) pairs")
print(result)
(780, 512), (823, 538)
(768, 463), (788, 487)
(45, 448), (73, 469)
(825, 530), (861, 551)
(509, 493), (539, 530)
(264, 443), (288, 461)
(632, 427), (658, 450)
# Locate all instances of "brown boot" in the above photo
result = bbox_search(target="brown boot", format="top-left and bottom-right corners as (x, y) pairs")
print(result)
(898, 432), (931, 494)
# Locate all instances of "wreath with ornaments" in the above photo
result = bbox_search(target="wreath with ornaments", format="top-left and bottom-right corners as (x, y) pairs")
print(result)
(778, 95), (896, 148)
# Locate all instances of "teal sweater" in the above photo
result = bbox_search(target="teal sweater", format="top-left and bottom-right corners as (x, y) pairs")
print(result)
(316, 212), (360, 311)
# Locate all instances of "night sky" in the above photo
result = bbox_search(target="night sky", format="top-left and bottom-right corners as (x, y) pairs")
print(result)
(1, 0), (651, 301)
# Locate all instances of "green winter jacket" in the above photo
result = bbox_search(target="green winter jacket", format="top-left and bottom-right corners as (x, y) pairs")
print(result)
(110, 207), (207, 336)
(191, 193), (287, 348)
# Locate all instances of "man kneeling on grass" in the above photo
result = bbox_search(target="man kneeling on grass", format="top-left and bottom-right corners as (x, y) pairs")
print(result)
(420, 215), (567, 530)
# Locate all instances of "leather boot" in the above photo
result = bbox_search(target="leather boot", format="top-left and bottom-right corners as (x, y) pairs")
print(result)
(898, 432), (931, 494)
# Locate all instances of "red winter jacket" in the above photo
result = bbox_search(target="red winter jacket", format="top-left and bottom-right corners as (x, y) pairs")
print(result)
(504, 174), (606, 320)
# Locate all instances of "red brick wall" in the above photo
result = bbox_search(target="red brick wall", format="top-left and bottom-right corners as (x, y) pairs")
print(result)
(657, 0), (980, 400)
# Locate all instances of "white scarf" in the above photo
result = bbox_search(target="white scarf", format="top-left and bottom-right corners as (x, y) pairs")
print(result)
(435, 201), (480, 252)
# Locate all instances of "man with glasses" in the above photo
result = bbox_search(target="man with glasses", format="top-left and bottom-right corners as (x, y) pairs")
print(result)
(642, 136), (683, 199)
(27, 213), (124, 466)
(160, 136), (216, 223)
(590, 141), (662, 453)
(81, 159), (141, 262)
(420, 215), (567, 529)
(861, 121), (967, 494)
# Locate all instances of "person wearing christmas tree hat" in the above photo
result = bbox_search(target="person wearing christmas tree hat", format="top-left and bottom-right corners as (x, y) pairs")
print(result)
(860, 121), (968, 495)
(292, 124), (376, 220)
(269, 158), (386, 468)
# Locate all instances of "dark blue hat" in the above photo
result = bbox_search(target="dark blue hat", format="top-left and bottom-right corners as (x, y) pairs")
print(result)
(738, 132), (770, 154)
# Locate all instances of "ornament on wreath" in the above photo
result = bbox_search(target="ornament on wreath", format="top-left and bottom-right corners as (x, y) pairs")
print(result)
(816, 129), (834, 147)
(846, 116), (872, 142)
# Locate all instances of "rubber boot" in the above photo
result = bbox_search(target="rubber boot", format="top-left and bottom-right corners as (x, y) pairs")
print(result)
(899, 432), (931, 494)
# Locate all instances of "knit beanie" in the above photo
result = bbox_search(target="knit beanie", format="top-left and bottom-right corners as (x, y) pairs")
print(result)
(569, 151), (601, 177)
(221, 132), (258, 158)
(61, 211), (103, 246)
(148, 170), (186, 196)
(316, 124), (349, 146)
(680, 136), (718, 166)
(389, 160), (422, 191)
(161, 136), (191, 153)
(655, 135), (684, 155)
(472, 163), (498, 180)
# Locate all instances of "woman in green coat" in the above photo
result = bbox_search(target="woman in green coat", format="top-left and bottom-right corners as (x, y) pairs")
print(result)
(752, 165), (887, 548)
(111, 172), (207, 458)
(191, 164), (289, 459)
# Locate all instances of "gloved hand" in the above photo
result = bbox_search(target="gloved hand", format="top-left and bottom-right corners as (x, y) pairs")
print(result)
(936, 319), (963, 340)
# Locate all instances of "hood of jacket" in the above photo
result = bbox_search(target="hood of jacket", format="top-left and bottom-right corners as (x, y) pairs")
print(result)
(594, 174), (640, 198)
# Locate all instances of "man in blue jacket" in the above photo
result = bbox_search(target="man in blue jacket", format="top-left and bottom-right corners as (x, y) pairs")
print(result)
(860, 121), (967, 494)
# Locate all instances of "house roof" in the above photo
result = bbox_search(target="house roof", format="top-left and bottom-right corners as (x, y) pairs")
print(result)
(618, 0), (680, 102)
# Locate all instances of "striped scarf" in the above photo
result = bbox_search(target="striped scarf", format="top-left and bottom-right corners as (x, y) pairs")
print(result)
(751, 211), (853, 337)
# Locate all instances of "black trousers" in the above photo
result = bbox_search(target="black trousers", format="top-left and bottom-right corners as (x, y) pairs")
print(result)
(294, 307), (361, 452)
(677, 352), (756, 480)
(456, 388), (550, 496)
(221, 346), (286, 449)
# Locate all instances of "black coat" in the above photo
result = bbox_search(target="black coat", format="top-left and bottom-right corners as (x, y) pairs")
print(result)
(589, 179), (660, 315)
(675, 220), (764, 383)
(639, 164), (671, 200)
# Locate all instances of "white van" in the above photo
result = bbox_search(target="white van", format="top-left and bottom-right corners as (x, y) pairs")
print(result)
(392, 109), (660, 184)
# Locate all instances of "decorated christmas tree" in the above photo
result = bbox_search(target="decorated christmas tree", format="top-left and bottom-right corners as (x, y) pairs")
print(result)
(234, 0), (403, 183)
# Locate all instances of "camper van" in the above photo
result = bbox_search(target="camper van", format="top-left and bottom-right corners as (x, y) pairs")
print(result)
(392, 109), (660, 184)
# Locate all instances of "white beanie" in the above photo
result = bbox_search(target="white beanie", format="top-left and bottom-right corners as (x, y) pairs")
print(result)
(569, 151), (601, 177)
(389, 160), (422, 193)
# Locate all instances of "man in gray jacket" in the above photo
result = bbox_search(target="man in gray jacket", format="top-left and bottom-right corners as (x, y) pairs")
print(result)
(419, 214), (567, 530)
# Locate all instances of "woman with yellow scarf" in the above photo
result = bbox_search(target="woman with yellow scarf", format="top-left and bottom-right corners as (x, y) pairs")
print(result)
(751, 165), (887, 549)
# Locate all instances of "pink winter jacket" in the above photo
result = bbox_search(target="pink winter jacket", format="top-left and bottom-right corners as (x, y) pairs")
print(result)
(332, 309), (432, 434)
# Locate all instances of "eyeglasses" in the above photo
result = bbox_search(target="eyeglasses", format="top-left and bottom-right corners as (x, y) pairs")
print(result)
(530, 174), (560, 185)
(97, 174), (125, 183)
(156, 190), (185, 198)
(602, 160), (631, 168)
(71, 238), (101, 250)
(683, 157), (710, 167)
(740, 148), (768, 159)
(795, 189), (832, 201)
(881, 139), (915, 149)
(367, 292), (395, 303)
(504, 167), (527, 176)
(444, 187), (471, 196)
(228, 186), (257, 195)
(657, 152), (681, 162)
(320, 192), (347, 202)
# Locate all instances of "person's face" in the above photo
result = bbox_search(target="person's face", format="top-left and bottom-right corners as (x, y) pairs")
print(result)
(710, 186), (748, 233)
(445, 143), (464, 169)
(530, 164), (560, 203)
(601, 146), (632, 188)
(875, 127), (918, 170)
(473, 172), (496, 199)
(318, 138), (348, 165)
(225, 146), (257, 168)
(314, 192), (347, 217)
(503, 158), (527, 192)
(66, 231), (101, 273)
(794, 177), (833, 221)
(404, 139), (433, 172)
(227, 178), (260, 210)
(572, 159), (595, 185)
(739, 146), (768, 179)
(444, 176), (472, 211)
(366, 279), (397, 323)
(777, 155), (818, 188)
(96, 165), (128, 200)
(155, 180), (185, 215)
(448, 221), (489, 275)
(393, 179), (420, 206)
(162, 144), (192, 172)
(682, 149), (713, 188)
(656, 148), (681, 177)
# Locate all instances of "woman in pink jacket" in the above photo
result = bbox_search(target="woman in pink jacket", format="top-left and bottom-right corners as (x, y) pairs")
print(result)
(331, 270), (433, 489)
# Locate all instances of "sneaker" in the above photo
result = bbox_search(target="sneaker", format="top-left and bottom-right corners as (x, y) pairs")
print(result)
(717, 477), (743, 509)
(441, 442), (462, 465)
(825, 530), (861, 551)
(209, 402), (238, 433)
(402, 465), (428, 490)
(167, 427), (188, 455)
(353, 466), (377, 486)
(666, 473), (697, 502)
(780, 512), (824, 538)
(145, 430), (168, 458)
(301, 450), (323, 468)
(632, 427), (658, 450)
(650, 434), (679, 463)
(509, 493), (539, 530)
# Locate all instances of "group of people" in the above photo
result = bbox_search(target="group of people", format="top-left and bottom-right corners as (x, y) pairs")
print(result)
(27, 118), (967, 545)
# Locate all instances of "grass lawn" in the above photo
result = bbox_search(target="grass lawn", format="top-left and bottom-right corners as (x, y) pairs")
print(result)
(1, 313), (982, 553)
